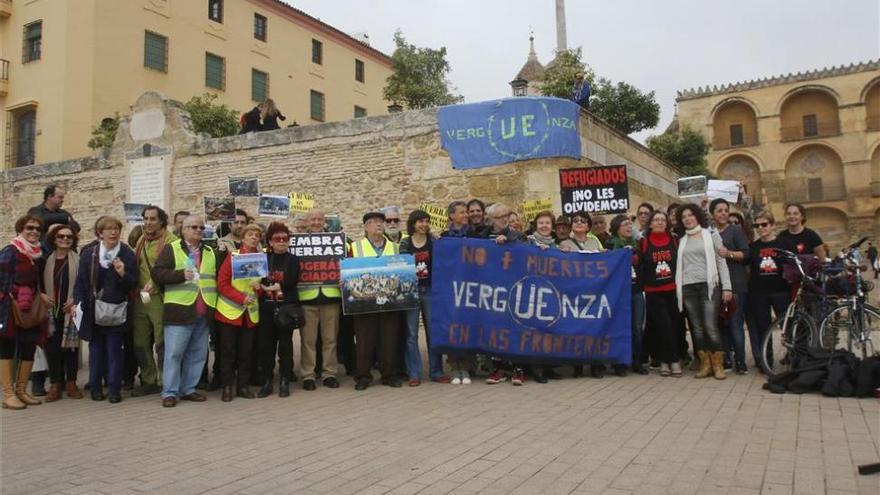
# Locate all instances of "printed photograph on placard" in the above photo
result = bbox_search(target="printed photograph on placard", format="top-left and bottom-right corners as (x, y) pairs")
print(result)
(204, 196), (236, 222)
(123, 203), (149, 224)
(228, 177), (260, 197)
(203, 223), (217, 239)
(231, 252), (269, 280)
(677, 175), (708, 198)
(341, 255), (419, 315)
(258, 194), (290, 218)
(325, 214), (343, 233)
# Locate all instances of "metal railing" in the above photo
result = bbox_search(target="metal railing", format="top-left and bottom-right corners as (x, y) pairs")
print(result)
(785, 183), (846, 203)
(780, 121), (841, 142)
(867, 116), (880, 132)
(713, 131), (758, 150)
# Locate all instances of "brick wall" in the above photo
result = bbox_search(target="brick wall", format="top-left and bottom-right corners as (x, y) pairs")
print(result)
(0, 92), (681, 242)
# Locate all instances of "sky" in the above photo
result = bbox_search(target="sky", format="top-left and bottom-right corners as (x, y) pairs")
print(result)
(290, 0), (880, 143)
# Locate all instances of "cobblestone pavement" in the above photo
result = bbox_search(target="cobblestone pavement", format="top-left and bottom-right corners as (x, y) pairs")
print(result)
(2, 363), (879, 495)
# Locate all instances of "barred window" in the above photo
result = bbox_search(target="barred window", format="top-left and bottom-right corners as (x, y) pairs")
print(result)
(310, 90), (325, 121)
(205, 53), (225, 90)
(144, 31), (168, 72)
(23, 21), (42, 63)
(252, 69), (269, 102)
(254, 14), (267, 41)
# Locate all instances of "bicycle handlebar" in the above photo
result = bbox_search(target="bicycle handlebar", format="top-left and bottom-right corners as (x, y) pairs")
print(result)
(848, 237), (869, 250)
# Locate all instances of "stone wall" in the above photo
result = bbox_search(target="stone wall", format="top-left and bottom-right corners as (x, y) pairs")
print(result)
(1, 92), (681, 242)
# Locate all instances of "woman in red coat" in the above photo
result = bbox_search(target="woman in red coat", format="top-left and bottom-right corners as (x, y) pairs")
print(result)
(215, 224), (263, 401)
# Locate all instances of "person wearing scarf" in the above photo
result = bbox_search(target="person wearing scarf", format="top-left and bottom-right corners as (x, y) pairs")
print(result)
(1, 215), (51, 410)
(527, 211), (557, 251)
(42, 225), (82, 401)
(74, 216), (138, 404)
(608, 214), (648, 376)
(130, 206), (177, 398)
(674, 204), (732, 380)
(640, 211), (687, 377)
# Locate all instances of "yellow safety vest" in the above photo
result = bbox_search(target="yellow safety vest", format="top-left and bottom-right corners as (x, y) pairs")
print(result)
(164, 241), (218, 308)
(352, 237), (399, 258)
(215, 250), (260, 323)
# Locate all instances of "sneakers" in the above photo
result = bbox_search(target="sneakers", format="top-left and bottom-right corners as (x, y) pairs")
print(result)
(734, 361), (749, 375)
(511, 369), (525, 386)
(451, 371), (462, 385)
(670, 361), (683, 377)
(461, 371), (472, 385)
(659, 363), (671, 377)
(486, 370), (508, 384)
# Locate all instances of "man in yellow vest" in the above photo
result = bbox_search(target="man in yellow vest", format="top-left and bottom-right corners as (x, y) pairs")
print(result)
(150, 215), (217, 407)
(298, 209), (342, 390)
(351, 211), (403, 391)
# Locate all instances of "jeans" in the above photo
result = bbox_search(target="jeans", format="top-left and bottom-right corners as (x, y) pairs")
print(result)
(749, 292), (790, 366)
(89, 330), (124, 395)
(631, 292), (645, 366)
(682, 283), (722, 352)
(162, 317), (210, 398)
(404, 291), (444, 380)
(721, 292), (747, 364)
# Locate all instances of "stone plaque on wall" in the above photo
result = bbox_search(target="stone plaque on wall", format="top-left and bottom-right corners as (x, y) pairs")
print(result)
(128, 154), (169, 209)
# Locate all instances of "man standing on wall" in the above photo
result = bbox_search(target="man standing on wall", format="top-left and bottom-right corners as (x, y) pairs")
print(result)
(28, 184), (81, 235)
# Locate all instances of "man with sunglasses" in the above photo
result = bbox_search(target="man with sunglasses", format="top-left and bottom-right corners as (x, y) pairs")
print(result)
(130, 206), (177, 397)
(381, 206), (408, 244)
(151, 216), (217, 407)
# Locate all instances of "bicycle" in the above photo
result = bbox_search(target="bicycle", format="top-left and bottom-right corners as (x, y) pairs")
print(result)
(759, 249), (819, 377)
(817, 237), (880, 359)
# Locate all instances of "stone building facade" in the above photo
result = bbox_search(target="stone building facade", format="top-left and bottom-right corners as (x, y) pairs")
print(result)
(0, 92), (681, 242)
(675, 60), (880, 251)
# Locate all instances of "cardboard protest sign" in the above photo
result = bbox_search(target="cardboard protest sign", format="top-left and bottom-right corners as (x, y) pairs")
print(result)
(123, 203), (149, 224)
(677, 176), (707, 198)
(258, 194), (290, 218)
(290, 233), (346, 287)
(707, 180), (740, 202)
(559, 165), (629, 216)
(231, 252), (268, 280)
(418, 203), (448, 232)
(522, 198), (553, 223)
(431, 238), (632, 364)
(228, 177), (259, 197)
(289, 192), (315, 214)
(204, 196), (235, 222)
(341, 255), (419, 315)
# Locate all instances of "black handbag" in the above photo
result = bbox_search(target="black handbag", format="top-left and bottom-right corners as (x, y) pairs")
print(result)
(273, 302), (304, 330)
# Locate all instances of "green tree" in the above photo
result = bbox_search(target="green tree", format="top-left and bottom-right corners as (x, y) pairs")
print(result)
(383, 31), (462, 109)
(647, 126), (712, 176)
(182, 93), (240, 138)
(536, 48), (594, 99)
(538, 49), (659, 135)
(87, 114), (120, 150)
(590, 78), (660, 135)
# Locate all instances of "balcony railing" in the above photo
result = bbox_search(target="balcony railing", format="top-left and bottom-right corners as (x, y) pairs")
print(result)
(713, 131), (758, 150)
(780, 121), (841, 142)
(785, 184), (846, 203)
(867, 116), (880, 132)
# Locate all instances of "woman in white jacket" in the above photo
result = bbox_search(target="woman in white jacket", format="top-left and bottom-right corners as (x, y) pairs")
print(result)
(674, 204), (732, 380)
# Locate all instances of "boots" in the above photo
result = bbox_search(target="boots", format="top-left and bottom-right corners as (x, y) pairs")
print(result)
(278, 377), (290, 398)
(45, 383), (63, 402)
(15, 361), (42, 405)
(66, 381), (84, 399)
(1, 359), (26, 410)
(30, 371), (47, 396)
(711, 352), (727, 380)
(695, 351), (712, 379)
(257, 379), (273, 398)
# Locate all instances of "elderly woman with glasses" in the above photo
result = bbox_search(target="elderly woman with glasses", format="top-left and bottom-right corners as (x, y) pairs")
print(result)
(42, 224), (82, 401)
(1, 215), (53, 410)
(74, 216), (138, 403)
(255, 222), (300, 398)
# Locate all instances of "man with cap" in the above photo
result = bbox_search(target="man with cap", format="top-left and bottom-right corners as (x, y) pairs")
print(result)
(554, 215), (572, 245)
(349, 211), (403, 390)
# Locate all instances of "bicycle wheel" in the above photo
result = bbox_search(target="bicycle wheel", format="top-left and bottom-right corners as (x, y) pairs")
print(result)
(818, 303), (880, 359)
(759, 310), (816, 377)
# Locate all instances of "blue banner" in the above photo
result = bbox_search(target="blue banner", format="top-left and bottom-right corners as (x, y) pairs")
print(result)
(430, 238), (631, 364)
(438, 97), (581, 169)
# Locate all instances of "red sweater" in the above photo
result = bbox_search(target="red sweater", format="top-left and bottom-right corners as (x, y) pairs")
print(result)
(214, 247), (261, 328)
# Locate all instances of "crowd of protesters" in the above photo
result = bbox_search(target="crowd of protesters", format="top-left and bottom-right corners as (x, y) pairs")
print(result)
(1, 183), (836, 410)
